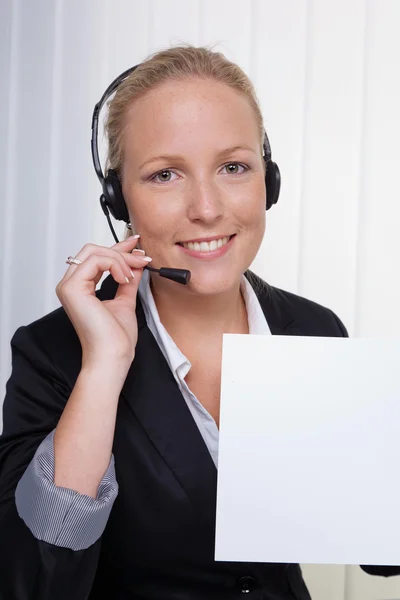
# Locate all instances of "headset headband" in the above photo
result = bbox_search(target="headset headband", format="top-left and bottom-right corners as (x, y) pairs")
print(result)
(90, 64), (272, 187)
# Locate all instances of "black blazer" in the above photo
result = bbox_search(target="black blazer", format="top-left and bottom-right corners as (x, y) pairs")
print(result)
(0, 270), (398, 600)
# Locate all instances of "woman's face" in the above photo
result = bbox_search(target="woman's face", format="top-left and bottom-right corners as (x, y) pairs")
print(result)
(121, 77), (267, 296)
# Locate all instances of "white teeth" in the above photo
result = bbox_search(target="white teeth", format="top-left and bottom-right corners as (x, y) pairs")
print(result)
(181, 236), (230, 252)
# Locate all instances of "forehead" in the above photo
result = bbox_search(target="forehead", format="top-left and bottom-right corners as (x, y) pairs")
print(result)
(122, 77), (259, 147)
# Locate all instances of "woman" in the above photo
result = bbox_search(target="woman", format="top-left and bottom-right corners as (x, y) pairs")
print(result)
(0, 45), (397, 600)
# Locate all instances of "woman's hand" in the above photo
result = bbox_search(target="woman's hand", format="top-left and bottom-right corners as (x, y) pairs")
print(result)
(56, 236), (151, 368)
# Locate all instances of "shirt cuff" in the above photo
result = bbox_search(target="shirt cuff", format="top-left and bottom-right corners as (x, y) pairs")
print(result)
(15, 429), (118, 551)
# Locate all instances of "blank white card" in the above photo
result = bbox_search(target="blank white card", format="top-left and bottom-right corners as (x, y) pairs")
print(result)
(215, 335), (400, 565)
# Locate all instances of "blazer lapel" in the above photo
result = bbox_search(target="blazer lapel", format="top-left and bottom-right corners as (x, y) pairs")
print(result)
(244, 269), (298, 336)
(122, 296), (218, 532)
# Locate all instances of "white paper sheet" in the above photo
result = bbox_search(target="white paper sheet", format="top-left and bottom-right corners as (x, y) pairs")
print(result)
(215, 335), (400, 565)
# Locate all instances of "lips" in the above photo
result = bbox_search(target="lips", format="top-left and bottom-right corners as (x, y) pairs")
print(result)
(178, 234), (234, 244)
(178, 233), (234, 244)
(177, 234), (236, 258)
(179, 235), (233, 252)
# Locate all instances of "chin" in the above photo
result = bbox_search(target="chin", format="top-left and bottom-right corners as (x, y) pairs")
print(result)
(186, 268), (243, 296)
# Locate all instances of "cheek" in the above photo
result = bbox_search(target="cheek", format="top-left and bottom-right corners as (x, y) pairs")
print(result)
(237, 182), (266, 228)
(126, 192), (174, 238)
(240, 184), (267, 252)
(127, 202), (177, 259)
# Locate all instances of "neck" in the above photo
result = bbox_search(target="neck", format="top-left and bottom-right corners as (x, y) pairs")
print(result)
(150, 275), (249, 340)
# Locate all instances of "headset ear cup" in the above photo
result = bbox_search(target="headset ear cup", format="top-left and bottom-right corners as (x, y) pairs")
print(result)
(265, 160), (281, 210)
(102, 169), (130, 222)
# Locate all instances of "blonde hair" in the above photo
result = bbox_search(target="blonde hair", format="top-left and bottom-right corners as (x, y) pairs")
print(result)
(105, 44), (266, 175)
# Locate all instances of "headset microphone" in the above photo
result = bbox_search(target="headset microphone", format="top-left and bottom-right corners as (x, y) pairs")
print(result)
(146, 266), (191, 285)
(92, 64), (280, 287)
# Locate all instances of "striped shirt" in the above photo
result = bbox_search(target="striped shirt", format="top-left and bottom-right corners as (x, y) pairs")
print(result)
(15, 271), (270, 550)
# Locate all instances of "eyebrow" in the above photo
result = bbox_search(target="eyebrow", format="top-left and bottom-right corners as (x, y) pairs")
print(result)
(138, 145), (257, 171)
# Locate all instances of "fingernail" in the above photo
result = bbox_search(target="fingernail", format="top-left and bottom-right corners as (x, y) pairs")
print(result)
(131, 248), (145, 254)
(130, 269), (135, 278)
(131, 234), (140, 239)
(125, 276), (130, 284)
(141, 256), (152, 262)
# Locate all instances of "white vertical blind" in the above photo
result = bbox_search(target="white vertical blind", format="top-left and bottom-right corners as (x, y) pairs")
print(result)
(1, 1), (400, 598)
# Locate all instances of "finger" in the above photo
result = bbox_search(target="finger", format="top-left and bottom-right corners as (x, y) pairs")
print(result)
(62, 254), (135, 294)
(62, 243), (137, 285)
(62, 243), (104, 282)
(120, 251), (153, 271)
(110, 234), (141, 252)
(114, 265), (144, 303)
(63, 236), (140, 279)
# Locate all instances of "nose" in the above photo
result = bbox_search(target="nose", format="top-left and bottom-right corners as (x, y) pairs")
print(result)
(186, 179), (224, 224)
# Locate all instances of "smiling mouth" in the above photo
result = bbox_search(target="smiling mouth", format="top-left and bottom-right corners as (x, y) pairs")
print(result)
(177, 235), (234, 253)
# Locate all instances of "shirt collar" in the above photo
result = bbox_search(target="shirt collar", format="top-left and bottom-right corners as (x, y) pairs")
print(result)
(138, 269), (271, 377)
(241, 273), (272, 335)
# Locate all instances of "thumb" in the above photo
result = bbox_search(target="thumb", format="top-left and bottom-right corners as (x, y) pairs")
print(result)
(114, 267), (144, 303)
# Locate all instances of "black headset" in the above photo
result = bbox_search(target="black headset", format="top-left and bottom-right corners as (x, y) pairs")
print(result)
(91, 64), (281, 285)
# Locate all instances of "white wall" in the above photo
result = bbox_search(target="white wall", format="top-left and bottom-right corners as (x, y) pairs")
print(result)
(1, 1), (400, 598)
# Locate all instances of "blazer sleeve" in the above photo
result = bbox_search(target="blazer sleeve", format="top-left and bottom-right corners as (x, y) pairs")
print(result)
(0, 324), (105, 600)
